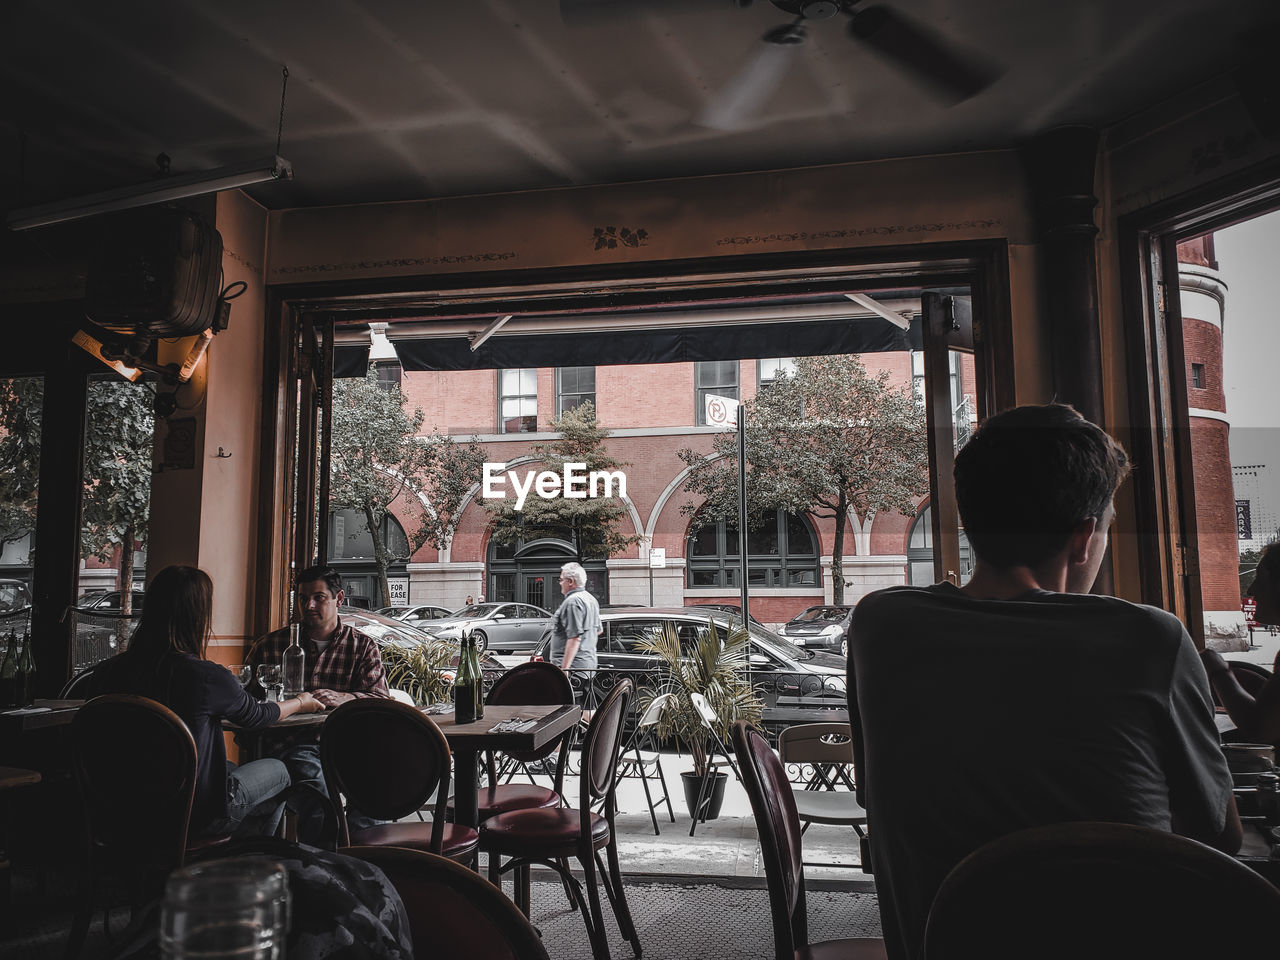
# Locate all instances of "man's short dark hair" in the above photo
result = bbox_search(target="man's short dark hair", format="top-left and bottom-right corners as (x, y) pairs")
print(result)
(953, 403), (1130, 570)
(297, 564), (342, 596)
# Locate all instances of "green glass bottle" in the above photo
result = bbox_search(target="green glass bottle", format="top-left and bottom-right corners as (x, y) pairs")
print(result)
(0, 629), (17, 708)
(469, 630), (485, 721)
(16, 631), (36, 706)
(453, 633), (478, 724)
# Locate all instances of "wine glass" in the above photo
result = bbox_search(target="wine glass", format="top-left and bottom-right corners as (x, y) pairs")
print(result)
(256, 663), (282, 702)
(229, 664), (252, 687)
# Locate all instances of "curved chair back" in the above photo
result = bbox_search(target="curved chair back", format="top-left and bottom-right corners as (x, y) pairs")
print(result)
(71, 694), (198, 879)
(689, 692), (718, 729)
(321, 699), (452, 849)
(486, 661), (575, 764)
(778, 722), (854, 768)
(60, 664), (101, 699)
(343, 845), (550, 960)
(923, 821), (1280, 958)
(731, 721), (808, 960)
(635, 691), (673, 730)
(579, 679), (633, 810)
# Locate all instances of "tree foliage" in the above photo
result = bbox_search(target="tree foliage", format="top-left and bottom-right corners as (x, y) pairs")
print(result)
(485, 401), (641, 562)
(0, 378), (153, 607)
(329, 371), (485, 605)
(678, 355), (929, 603)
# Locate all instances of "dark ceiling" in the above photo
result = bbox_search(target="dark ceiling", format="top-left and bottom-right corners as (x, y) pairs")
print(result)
(1, 0), (1275, 217)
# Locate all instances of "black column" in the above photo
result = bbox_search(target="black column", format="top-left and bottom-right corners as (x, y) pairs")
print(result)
(1020, 125), (1104, 425)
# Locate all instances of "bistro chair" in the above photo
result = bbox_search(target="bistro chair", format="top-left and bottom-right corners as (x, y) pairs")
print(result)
(320, 699), (478, 865)
(922, 821), (1280, 959)
(731, 721), (888, 960)
(480, 680), (641, 960)
(777, 722), (867, 870)
(615, 691), (676, 835)
(688, 691), (742, 837)
(65, 695), (228, 960)
(342, 845), (550, 960)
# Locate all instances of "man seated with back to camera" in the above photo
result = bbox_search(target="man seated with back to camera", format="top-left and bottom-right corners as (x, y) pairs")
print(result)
(850, 403), (1240, 960)
(247, 564), (390, 844)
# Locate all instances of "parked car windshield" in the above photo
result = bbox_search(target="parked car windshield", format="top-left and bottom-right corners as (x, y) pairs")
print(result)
(453, 604), (501, 618)
(0, 580), (31, 613)
(792, 606), (848, 623)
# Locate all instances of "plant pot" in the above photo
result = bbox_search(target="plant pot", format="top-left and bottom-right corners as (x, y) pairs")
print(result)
(681, 770), (728, 822)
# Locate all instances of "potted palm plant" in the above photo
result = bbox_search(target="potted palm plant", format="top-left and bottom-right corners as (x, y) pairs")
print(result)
(638, 618), (763, 821)
(381, 638), (460, 706)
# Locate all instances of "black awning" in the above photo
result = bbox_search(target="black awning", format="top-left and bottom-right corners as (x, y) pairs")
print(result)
(390, 316), (917, 371)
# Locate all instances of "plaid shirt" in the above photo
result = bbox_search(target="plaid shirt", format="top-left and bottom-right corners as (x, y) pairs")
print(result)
(245, 618), (390, 749)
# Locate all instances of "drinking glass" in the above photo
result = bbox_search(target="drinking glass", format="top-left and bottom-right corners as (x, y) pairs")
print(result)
(161, 857), (289, 959)
(229, 664), (252, 688)
(256, 663), (283, 703)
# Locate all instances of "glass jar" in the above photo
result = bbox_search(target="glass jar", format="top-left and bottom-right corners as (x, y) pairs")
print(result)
(161, 858), (289, 959)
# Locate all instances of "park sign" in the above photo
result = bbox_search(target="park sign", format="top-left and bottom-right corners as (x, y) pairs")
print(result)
(704, 393), (739, 429)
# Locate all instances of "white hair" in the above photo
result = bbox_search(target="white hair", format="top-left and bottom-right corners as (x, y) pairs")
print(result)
(560, 562), (587, 587)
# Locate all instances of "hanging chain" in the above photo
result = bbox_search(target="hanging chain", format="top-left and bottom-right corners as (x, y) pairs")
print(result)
(276, 65), (290, 157)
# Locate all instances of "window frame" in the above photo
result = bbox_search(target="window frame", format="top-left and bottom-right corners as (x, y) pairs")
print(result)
(687, 509), (820, 589)
(498, 367), (538, 434)
(695, 360), (740, 426)
(556, 365), (596, 417)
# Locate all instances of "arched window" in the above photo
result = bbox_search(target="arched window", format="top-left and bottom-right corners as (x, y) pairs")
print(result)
(327, 509), (410, 607)
(906, 505), (974, 586)
(687, 509), (819, 588)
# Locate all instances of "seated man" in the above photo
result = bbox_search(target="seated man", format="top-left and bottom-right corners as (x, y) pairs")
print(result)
(248, 564), (390, 842)
(850, 403), (1239, 960)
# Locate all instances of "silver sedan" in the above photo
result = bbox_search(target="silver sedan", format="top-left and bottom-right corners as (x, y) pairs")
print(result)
(418, 602), (552, 653)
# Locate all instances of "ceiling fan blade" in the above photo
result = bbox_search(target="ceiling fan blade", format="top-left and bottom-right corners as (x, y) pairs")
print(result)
(848, 5), (1004, 104)
(560, 0), (751, 25)
(697, 40), (801, 131)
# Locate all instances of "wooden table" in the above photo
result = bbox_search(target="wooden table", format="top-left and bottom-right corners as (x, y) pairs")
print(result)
(230, 701), (581, 829)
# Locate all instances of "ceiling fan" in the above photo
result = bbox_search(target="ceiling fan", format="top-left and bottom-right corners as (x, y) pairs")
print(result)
(561, 0), (1004, 130)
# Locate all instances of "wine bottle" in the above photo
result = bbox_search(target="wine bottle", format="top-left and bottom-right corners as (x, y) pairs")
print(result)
(282, 622), (306, 697)
(0, 629), (17, 708)
(453, 632), (478, 724)
(470, 630), (484, 720)
(16, 630), (35, 707)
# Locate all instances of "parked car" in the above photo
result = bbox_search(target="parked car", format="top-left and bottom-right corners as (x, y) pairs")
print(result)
(73, 590), (147, 671)
(0, 579), (32, 616)
(687, 601), (766, 627)
(775, 605), (854, 657)
(417, 602), (552, 653)
(394, 605), (456, 628)
(531, 606), (846, 712)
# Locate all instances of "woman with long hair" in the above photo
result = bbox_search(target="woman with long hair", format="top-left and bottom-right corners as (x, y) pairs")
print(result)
(1203, 542), (1280, 747)
(85, 565), (323, 837)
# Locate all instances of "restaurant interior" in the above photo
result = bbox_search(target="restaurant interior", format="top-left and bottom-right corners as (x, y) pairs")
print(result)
(2, 1), (1280, 957)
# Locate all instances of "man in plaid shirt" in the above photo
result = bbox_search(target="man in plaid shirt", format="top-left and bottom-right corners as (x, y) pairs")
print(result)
(247, 565), (390, 841)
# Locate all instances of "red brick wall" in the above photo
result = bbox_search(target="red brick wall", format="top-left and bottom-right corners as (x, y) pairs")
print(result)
(1189, 416), (1241, 611)
(1181, 318), (1225, 413)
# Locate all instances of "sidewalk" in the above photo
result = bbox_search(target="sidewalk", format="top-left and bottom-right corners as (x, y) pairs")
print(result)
(529, 750), (869, 882)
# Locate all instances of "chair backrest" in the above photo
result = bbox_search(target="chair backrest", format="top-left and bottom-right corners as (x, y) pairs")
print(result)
(389, 687), (416, 705)
(923, 821), (1280, 959)
(343, 846), (550, 960)
(71, 694), (198, 880)
(60, 663), (101, 699)
(731, 721), (807, 960)
(689, 691), (718, 728)
(579, 679), (633, 810)
(777, 722), (854, 769)
(320, 699), (451, 849)
(635, 691), (673, 730)
(1232, 660), (1272, 697)
(486, 660), (575, 763)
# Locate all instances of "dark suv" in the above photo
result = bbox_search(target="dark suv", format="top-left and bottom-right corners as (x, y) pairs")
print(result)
(532, 607), (847, 716)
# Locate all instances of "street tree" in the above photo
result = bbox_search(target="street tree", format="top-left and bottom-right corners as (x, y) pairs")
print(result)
(329, 371), (485, 606)
(486, 401), (641, 564)
(678, 354), (929, 604)
(0, 377), (153, 625)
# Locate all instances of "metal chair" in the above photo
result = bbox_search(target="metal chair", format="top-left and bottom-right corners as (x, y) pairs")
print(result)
(320, 698), (478, 864)
(687, 691), (741, 837)
(923, 821), (1280, 959)
(777, 722), (867, 869)
(731, 721), (887, 960)
(480, 680), (640, 960)
(343, 845), (550, 960)
(615, 691), (676, 834)
(65, 695), (227, 960)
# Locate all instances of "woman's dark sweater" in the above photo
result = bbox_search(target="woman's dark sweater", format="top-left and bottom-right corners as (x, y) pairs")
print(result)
(85, 652), (281, 831)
